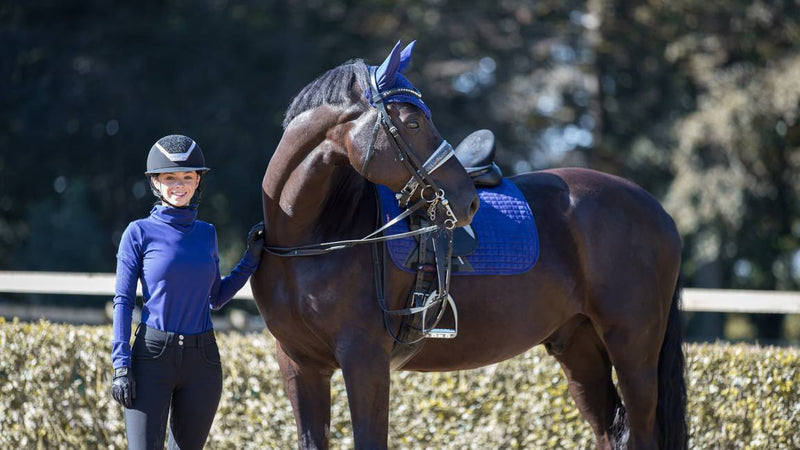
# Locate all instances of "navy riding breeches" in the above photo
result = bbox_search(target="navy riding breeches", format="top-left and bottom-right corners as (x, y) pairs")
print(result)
(124, 325), (223, 450)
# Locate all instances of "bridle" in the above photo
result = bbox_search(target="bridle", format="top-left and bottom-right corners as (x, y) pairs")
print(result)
(361, 66), (458, 230)
(264, 66), (462, 256)
(263, 65), (461, 342)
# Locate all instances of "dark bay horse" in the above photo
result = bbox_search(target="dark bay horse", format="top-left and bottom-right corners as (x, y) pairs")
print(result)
(250, 41), (687, 450)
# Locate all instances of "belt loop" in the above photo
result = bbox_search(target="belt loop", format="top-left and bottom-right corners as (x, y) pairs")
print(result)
(134, 322), (143, 337)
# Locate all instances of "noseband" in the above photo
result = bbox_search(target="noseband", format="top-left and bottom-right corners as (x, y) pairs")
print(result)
(361, 67), (458, 230)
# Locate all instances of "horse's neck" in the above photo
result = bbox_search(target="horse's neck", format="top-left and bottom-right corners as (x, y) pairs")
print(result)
(263, 117), (371, 246)
(265, 163), (372, 246)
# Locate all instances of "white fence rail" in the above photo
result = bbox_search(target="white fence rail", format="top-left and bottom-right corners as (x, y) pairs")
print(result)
(2, 271), (800, 315)
(0, 271), (253, 299)
(0, 271), (260, 328)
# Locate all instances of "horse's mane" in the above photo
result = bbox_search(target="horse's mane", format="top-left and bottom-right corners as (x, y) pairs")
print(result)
(282, 59), (370, 129)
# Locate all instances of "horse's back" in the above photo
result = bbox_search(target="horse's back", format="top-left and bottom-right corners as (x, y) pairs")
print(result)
(512, 167), (679, 249)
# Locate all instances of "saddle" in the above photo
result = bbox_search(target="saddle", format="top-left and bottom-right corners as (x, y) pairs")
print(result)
(454, 129), (503, 188)
(437, 129), (503, 259)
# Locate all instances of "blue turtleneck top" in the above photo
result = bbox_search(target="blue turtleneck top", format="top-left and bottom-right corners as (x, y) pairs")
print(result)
(111, 205), (261, 368)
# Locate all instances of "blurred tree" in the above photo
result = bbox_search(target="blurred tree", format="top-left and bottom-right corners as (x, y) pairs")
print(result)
(587, 0), (696, 195)
(1, 0), (286, 271)
(661, 0), (800, 339)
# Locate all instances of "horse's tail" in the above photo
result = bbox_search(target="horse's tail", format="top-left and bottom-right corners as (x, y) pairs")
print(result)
(656, 275), (688, 450)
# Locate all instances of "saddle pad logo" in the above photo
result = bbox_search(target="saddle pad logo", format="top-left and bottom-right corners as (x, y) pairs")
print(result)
(379, 179), (539, 276)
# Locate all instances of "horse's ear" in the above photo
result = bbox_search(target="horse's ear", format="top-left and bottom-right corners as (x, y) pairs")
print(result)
(375, 40), (403, 91)
(398, 40), (416, 74)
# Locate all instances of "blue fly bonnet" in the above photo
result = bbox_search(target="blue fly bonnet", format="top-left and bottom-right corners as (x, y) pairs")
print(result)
(366, 40), (431, 119)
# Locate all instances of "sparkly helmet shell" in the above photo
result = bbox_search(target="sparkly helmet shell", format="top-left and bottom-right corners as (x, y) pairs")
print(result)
(145, 135), (210, 175)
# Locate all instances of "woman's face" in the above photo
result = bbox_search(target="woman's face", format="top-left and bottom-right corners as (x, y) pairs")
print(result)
(152, 171), (200, 207)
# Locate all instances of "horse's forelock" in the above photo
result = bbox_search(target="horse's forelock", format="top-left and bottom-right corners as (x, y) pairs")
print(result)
(283, 60), (370, 129)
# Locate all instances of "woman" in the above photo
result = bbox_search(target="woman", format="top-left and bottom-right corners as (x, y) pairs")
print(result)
(110, 134), (264, 449)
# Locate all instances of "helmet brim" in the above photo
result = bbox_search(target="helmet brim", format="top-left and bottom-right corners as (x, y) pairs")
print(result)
(145, 167), (210, 175)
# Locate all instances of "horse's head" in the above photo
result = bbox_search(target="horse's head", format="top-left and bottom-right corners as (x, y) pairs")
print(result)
(347, 40), (479, 228)
(273, 41), (479, 229)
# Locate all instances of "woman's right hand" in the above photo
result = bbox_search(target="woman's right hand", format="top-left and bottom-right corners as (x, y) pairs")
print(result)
(111, 366), (136, 408)
(246, 221), (265, 256)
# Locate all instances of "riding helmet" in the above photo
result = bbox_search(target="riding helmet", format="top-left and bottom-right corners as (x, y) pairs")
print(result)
(145, 134), (210, 175)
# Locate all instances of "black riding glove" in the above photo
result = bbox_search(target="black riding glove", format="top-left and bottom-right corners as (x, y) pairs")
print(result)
(111, 366), (136, 408)
(246, 221), (265, 257)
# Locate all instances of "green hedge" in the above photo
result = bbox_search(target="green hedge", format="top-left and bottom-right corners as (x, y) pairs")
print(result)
(1, 318), (798, 449)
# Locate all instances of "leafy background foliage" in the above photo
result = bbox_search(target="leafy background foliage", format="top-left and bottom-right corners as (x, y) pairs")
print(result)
(1, 319), (799, 449)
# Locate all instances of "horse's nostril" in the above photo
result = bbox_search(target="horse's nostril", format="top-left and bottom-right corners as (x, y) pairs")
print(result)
(469, 197), (480, 217)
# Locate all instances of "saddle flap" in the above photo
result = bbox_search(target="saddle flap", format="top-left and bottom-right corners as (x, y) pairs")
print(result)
(403, 217), (478, 264)
(468, 163), (503, 187)
(452, 224), (478, 256)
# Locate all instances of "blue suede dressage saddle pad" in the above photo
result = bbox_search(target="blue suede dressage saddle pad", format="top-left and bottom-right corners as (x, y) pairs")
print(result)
(378, 179), (539, 275)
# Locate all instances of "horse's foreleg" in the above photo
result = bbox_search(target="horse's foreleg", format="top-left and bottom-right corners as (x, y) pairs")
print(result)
(547, 318), (623, 450)
(337, 337), (391, 450)
(277, 342), (334, 450)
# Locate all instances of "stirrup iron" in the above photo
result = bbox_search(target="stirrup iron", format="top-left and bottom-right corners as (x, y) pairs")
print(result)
(423, 291), (458, 339)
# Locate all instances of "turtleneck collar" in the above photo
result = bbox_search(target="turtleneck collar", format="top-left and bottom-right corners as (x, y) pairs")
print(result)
(150, 204), (198, 228)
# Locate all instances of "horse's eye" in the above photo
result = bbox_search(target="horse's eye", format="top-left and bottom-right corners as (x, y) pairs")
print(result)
(407, 121), (419, 129)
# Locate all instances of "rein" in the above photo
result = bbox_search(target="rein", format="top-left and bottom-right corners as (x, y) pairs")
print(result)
(262, 197), (436, 257)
